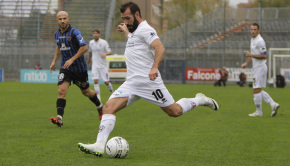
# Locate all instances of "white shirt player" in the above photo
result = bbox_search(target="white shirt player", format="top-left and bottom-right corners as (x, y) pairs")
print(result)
(88, 38), (111, 69)
(250, 34), (267, 69)
(124, 20), (162, 84)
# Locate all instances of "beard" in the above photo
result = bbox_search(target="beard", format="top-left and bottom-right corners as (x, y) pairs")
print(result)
(59, 23), (68, 30)
(127, 16), (139, 33)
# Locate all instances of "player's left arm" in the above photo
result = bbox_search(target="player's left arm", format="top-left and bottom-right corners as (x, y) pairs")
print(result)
(101, 41), (112, 58)
(244, 51), (267, 59)
(149, 39), (165, 81)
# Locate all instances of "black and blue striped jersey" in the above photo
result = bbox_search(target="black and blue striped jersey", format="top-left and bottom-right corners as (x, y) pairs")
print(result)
(54, 25), (87, 72)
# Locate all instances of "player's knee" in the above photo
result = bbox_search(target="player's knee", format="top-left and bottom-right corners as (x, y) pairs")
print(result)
(167, 110), (182, 117)
(102, 104), (117, 114)
(81, 89), (91, 97)
(58, 88), (66, 96)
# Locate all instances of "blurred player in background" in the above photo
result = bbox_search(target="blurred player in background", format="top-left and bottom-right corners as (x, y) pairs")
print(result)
(49, 11), (102, 127)
(77, 2), (219, 156)
(87, 29), (114, 107)
(242, 23), (279, 117)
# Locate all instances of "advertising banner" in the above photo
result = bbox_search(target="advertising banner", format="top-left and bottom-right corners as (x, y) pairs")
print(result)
(0, 69), (3, 82)
(20, 69), (101, 84)
(226, 68), (253, 82)
(185, 67), (253, 82)
(185, 68), (220, 81)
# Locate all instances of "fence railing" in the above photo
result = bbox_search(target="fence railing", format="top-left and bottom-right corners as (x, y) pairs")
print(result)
(0, 4), (289, 82)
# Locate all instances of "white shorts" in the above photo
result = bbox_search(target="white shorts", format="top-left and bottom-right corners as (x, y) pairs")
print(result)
(109, 78), (175, 107)
(92, 66), (109, 82)
(253, 64), (267, 89)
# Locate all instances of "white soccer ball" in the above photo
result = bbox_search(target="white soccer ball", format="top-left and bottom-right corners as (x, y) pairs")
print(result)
(106, 136), (129, 158)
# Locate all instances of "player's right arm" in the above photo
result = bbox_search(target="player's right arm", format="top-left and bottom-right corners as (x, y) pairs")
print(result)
(117, 23), (130, 39)
(241, 56), (252, 69)
(50, 46), (61, 72)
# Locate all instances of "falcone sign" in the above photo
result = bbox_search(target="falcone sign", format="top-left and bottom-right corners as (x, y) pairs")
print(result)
(185, 67), (253, 82)
(185, 68), (220, 81)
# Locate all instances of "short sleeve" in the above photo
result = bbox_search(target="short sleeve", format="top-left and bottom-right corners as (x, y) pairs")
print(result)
(141, 28), (159, 45)
(73, 29), (86, 46)
(104, 41), (111, 53)
(258, 40), (267, 55)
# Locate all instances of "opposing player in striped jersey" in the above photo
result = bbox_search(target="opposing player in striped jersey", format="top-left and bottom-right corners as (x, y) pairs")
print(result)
(242, 23), (279, 117)
(78, 2), (219, 156)
(49, 11), (102, 127)
(87, 29), (114, 109)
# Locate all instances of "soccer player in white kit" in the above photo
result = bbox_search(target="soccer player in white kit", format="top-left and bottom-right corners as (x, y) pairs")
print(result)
(78, 2), (219, 156)
(242, 23), (279, 117)
(88, 29), (114, 119)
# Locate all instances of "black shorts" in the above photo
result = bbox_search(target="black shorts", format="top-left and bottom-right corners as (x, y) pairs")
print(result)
(58, 68), (90, 90)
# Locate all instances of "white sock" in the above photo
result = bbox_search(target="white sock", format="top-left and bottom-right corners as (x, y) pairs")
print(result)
(96, 114), (116, 150)
(176, 98), (200, 114)
(94, 84), (101, 101)
(107, 82), (114, 93)
(261, 90), (275, 107)
(254, 93), (262, 113)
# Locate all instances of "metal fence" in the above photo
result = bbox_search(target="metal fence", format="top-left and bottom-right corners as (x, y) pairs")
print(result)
(0, 0), (114, 80)
(0, 1), (289, 83)
(159, 8), (290, 83)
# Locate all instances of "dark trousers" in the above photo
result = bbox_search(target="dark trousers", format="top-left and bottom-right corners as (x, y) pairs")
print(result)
(215, 78), (227, 86)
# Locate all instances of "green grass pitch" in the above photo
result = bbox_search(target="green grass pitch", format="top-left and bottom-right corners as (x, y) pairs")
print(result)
(1, 82), (289, 165)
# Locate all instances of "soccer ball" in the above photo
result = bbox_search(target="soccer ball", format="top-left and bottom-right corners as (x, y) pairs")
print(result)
(106, 136), (129, 158)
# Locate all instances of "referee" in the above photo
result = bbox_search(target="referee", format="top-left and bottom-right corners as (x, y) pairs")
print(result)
(49, 11), (102, 127)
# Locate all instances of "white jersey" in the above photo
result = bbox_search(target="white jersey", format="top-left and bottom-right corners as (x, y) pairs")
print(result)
(88, 38), (111, 68)
(124, 20), (162, 84)
(250, 34), (267, 69)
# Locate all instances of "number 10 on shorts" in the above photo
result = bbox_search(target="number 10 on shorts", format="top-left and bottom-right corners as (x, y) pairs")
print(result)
(152, 89), (164, 101)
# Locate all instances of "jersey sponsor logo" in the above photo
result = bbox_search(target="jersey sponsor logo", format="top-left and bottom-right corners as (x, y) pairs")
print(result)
(67, 35), (72, 41)
(150, 32), (156, 37)
(60, 43), (71, 51)
(126, 41), (134, 47)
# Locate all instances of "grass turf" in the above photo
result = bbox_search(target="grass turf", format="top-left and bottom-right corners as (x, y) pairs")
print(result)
(0, 82), (289, 166)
